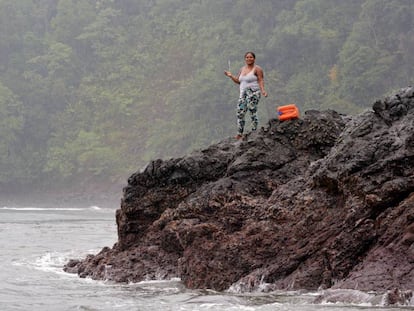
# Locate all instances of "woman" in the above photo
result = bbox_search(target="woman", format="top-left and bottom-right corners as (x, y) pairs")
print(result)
(224, 52), (267, 139)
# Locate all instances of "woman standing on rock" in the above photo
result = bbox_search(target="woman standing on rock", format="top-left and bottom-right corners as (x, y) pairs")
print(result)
(224, 52), (268, 139)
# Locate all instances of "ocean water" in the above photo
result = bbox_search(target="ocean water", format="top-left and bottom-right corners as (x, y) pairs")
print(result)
(0, 202), (412, 311)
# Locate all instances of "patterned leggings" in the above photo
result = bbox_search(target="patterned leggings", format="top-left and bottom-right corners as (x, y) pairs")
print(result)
(237, 88), (261, 135)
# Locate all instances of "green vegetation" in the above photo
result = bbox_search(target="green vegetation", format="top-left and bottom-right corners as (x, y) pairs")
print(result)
(0, 0), (413, 188)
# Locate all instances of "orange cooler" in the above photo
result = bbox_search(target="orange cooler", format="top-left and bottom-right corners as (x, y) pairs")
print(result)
(277, 104), (300, 121)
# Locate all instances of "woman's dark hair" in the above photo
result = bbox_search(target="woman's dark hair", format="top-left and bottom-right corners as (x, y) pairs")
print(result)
(244, 51), (256, 59)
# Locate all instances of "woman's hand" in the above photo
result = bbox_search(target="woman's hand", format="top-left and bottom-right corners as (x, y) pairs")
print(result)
(225, 71), (240, 84)
(262, 91), (268, 97)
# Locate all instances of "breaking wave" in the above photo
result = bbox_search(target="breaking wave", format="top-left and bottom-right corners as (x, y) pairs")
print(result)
(0, 206), (103, 211)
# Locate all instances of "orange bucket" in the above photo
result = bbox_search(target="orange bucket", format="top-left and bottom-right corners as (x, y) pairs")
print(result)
(277, 104), (299, 121)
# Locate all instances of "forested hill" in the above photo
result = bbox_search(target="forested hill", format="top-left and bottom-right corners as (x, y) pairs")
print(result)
(0, 0), (413, 191)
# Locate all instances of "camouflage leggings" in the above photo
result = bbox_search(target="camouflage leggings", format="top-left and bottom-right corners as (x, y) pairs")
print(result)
(237, 88), (261, 135)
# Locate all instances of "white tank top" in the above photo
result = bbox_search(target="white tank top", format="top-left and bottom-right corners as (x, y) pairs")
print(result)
(239, 68), (259, 96)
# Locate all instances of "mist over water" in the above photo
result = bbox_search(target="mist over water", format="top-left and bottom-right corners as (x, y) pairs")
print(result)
(0, 202), (411, 311)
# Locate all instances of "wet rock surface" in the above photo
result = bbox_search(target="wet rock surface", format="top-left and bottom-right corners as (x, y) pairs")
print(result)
(65, 87), (414, 302)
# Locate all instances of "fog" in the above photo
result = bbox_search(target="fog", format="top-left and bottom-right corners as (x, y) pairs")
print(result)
(0, 0), (413, 200)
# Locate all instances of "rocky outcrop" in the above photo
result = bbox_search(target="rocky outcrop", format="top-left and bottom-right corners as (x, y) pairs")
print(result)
(65, 87), (414, 302)
(313, 288), (413, 306)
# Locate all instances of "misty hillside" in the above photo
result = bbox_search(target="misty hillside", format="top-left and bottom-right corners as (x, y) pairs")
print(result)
(0, 0), (413, 192)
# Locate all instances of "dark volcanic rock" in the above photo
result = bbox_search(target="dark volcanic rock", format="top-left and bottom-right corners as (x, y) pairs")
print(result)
(65, 87), (414, 299)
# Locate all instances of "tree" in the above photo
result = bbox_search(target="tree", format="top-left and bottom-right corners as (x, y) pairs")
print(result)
(1, 0), (414, 190)
(338, 0), (414, 106)
(0, 82), (24, 183)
